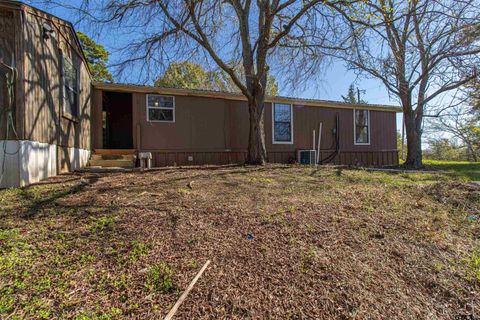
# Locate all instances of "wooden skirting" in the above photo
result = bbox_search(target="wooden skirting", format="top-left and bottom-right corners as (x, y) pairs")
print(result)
(149, 149), (399, 167)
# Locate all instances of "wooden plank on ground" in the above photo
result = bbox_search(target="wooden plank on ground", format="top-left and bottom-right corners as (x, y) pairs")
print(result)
(164, 260), (211, 320)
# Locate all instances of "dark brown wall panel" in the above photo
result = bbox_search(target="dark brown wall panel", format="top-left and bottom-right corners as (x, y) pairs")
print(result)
(133, 93), (228, 151)
(131, 93), (397, 151)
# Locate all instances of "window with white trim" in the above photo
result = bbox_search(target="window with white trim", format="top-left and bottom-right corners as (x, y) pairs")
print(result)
(147, 95), (175, 122)
(273, 103), (293, 143)
(62, 57), (79, 118)
(354, 109), (370, 145)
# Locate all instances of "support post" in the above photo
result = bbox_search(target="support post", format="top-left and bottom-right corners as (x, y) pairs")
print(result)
(317, 122), (322, 164)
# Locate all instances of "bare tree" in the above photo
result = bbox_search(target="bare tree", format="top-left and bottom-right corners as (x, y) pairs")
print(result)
(60, 0), (348, 165)
(319, 0), (480, 168)
(426, 105), (480, 162)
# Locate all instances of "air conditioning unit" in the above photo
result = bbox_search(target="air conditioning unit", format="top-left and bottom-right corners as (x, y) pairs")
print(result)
(297, 150), (317, 165)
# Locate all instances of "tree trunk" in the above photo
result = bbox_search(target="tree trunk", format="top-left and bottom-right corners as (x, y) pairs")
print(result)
(466, 142), (478, 162)
(403, 109), (423, 168)
(472, 152), (478, 163)
(246, 96), (267, 165)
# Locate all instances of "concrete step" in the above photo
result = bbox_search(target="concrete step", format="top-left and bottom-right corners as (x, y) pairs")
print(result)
(88, 159), (135, 168)
(91, 154), (136, 161)
(94, 149), (136, 155)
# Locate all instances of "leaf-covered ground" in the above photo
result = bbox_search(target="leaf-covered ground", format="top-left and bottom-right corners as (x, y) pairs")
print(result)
(0, 165), (479, 319)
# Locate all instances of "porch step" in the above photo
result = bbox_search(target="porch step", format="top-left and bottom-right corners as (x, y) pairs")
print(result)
(88, 149), (137, 168)
(94, 149), (136, 155)
(91, 154), (134, 161)
(89, 159), (135, 168)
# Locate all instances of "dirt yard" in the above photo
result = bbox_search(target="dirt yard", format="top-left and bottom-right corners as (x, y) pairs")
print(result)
(0, 165), (479, 319)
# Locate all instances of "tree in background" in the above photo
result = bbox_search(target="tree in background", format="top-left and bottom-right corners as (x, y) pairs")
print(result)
(154, 61), (279, 96)
(341, 84), (366, 104)
(396, 132), (407, 158)
(424, 23), (479, 161)
(216, 64), (280, 96)
(324, 0), (480, 168)
(424, 139), (466, 161)
(77, 32), (113, 82)
(464, 25), (480, 111)
(426, 106), (480, 162)
(266, 75), (279, 97)
(154, 61), (220, 91)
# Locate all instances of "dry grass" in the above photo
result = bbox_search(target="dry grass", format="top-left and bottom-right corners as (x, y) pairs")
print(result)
(0, 165), (479, 319)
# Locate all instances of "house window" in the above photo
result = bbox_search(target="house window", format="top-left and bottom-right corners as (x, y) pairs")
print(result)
(273, 103), (293, 144)
(354, 109), (370, 145)
(147, 95), (175, 122)
(62, 57), (79, 118)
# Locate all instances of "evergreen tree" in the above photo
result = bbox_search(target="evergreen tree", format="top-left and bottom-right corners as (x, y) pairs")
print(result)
(77, 32), (113, 82)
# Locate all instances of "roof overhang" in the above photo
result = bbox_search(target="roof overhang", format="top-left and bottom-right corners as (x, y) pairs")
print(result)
(93, 82), (402, 113)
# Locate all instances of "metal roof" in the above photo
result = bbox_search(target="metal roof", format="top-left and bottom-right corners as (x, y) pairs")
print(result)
(93, 82), (402, 112)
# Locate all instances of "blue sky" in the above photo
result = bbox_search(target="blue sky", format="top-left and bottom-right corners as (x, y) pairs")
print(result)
(28, 0), (403, 132)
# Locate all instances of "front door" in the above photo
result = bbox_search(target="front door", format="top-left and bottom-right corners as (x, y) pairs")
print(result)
(103, 91), (133, 149)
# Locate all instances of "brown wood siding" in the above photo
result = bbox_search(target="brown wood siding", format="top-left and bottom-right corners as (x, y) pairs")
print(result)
(21, 8), (91, 150)
(265, 103), (397, 153)
(149, 150), (398, 167)
(100, 92), (399, 167)
(92, 88), (103, 149)
(133, 93), (229, 150)
(0, 9), (16, 140)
